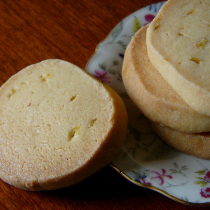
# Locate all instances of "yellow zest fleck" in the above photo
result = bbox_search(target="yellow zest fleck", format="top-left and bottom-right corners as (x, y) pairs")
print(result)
(189, 57), (201, 64)
(187, 10), (194, 15)
(74, 126), (80, 136)
(89, 118), (98, 128)
(153, 18), (160, 30)
(41, 73), (50, 81)
(68, 126), (80, 141)
(8, 88), (16, 98)
(70, 95), (76, 102)
(196, 38), (207, 49)
(21, 81), (27, 85)
(154, 24), (160, 30)
(12, 88), (16, 94)
(178, 32), (183, 36)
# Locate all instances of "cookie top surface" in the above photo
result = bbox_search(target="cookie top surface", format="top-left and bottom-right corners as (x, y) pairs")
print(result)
(146, 0), (210, 115)
(0, 59), (128, 190)
(122, 25), (210, 133)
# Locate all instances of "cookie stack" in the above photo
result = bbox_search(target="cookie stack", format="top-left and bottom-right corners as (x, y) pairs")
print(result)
(122, 0), (210, 159)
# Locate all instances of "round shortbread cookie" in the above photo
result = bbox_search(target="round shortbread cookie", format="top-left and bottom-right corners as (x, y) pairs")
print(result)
(122, 25), (210, 133)
(0, 59), (128, 191)
(146, 0), (210, 116)
(150, 121), (210, 159)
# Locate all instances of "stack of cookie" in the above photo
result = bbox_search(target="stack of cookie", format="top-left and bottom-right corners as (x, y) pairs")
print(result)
(122, 0), (210, 159)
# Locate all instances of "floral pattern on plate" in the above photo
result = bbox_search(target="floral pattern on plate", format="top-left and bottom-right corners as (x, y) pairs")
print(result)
(86, 1), (210, 206)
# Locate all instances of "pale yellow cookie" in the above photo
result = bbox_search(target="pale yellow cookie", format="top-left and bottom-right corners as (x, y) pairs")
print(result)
(0, 59), (128, 191)
(122, 25), (210, 133)
(150, 121), (210, 159)
(146, 0), (210, 116)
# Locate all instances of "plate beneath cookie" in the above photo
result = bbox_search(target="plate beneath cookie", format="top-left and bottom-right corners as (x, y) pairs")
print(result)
(86, 1), (210, 206)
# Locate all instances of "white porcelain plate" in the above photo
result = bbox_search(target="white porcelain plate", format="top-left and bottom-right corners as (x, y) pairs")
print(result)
(86, 2), (210, 206)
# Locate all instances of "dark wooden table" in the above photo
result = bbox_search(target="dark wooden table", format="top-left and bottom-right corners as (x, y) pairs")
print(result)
(0, 0), (209, 209)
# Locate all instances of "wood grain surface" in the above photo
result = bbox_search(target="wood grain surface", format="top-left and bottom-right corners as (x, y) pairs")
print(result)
(0, 0), (209, 209)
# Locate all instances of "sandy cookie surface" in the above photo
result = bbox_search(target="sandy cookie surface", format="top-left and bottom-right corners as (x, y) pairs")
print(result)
(0, 59), (128, 191)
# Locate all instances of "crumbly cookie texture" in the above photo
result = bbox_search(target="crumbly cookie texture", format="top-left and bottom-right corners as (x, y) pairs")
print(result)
(146, 0), (210, 116)
(0, 59), (128, 191)
(122, 25), (210, 133)
(150, 121), (210, 159)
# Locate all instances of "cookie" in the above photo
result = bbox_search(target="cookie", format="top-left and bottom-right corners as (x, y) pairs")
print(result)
(150, 121), (210, 159)
(0, 59), (128, 191)
(122, 25), (210, 133)
(146, 0), (210, 116)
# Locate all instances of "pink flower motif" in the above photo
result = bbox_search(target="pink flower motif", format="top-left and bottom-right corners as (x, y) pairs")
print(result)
(135, 174), (151, 186)
(93, 69), (111, 84)
(151, 169), (173, 185)
(139, 178), (152, 186)
(145, 14), (155, 23)
(204, 171), (210, 183)
(200, 187), (210, 198)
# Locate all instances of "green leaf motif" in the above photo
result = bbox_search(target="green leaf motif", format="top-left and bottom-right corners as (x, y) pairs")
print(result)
(108, 69), (116, 74)
(194, 181), (208, 187)
(195, 170), (206, 175)
(117, 72), (122, 82)
(195, 177), (204, 180)
(181, 166), (188, 170)
(133, 16), (141, 33)
(99, 62), (107, 70)
(174, 162), (179, 169)
(111, 21), (123, 41)
(117, 40), (127, 50)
